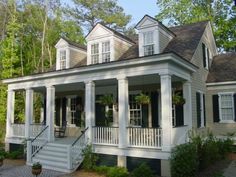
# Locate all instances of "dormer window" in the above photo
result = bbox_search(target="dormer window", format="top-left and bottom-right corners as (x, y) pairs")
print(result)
(102, 41), (110, 62)
(202, 43), (210, 69)
(91, 43), (99, 64)
(143, 31), (154, 56)
(60, 50), (66, 69)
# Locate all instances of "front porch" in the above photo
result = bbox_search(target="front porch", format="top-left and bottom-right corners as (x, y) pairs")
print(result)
(4, 53), (196, 172)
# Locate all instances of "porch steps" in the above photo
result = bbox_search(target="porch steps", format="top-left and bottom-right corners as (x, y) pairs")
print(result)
(32, 143), (72, 173)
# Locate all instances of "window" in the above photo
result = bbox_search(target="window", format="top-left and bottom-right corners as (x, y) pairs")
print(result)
(102, 41), (110, 62)
(219, 93), (235, 122)
(143, 31), (154, 56)
(202, 43), (209, 69)
(91, 43), (99, 64)
(196, 92), (206, 128)
(67, 97), (77, 125)
(129, 94), (142, 126)
(59, 50), (66, 69)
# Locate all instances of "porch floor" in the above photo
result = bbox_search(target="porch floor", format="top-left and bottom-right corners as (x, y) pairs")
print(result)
(53, 137), (77, 145)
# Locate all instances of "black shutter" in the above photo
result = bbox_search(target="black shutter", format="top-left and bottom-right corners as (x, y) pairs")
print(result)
(142, 104), (149, 128)
(62, 97), (67, 126)
(207, 48), (210, 68)
(212, 95), (220, 122)
(151, 91), (159, 127)
(75, 96), (82, 127)
(175, 91), (184, 127)
(203, 94), (206, 126)
(202, 43), (206, 68)
(43, 96), (46, 125)
(234, 94), (236, 122)
(55, 98), (61, 126)
(196, 92), (201, 128)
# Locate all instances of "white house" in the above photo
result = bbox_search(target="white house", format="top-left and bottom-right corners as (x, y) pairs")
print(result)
(3, 15), (236, 176)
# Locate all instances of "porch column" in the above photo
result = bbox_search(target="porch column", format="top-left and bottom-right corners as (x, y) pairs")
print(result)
(46, 85), (55, 142)
(25, 88), (34, 138)
(183, 81), (192, 127)
(118, 77), (129, 149)
(6, 89), (15, 138)
(160, 74), (172, 152)
(85, 81), (95, 143)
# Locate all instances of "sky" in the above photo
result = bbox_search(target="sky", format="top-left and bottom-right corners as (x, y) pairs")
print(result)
(117, 0), (159, 25)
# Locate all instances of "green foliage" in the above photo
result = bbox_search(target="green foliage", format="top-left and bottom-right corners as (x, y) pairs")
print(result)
(172, 92), (185, 105)
(95, 166), (129, 177)
(32, 162), (42, 169)
(170, 143), (198, 177)
(135, 93), (150, 105)
(171, 132), (234, 177)
(131, 163), (154, 177)
(99, 94), (114, 106)
(156, 0), (236, 51)
(5, 148), (24, 159)
(82, 144), (98, 170)
(69, 0), (131, 32)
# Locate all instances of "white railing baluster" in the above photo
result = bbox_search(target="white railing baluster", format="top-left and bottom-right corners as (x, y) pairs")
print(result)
(92, 127), (118, 146)
(127, 127), (162, 149)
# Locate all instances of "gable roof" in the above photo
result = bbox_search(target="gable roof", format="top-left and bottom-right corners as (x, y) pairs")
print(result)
(135, 15), (176, 37)
(85, 23), (136, 44)
(164, 21), (209, 61)
(207, 52), (236, 83)
(60, 37), (87, 51)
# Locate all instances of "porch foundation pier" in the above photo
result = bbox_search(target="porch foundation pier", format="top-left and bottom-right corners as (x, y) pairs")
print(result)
(117, 155), (127, 168)
(160, 74), (172, 152)
(117, 77), (129, 149)
(6, 89), (15, 139)
(46, 85), (55, 142)
(85, 81), (95, 143)
(25, 88), (34, 164)
(183, 81), (192, 127)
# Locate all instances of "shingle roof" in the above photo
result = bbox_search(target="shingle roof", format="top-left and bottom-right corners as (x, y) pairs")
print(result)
(164, 21), (209, 61)
(207, 52), (236, 83)
(61, 37), (87, 51)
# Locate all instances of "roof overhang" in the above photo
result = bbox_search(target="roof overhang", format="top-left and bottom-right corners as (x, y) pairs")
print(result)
(2, 52), (197, 89)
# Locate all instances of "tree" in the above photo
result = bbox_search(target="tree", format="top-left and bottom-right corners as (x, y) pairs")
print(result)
(156, 0), (236, 52)
(68, 0), (132, 32)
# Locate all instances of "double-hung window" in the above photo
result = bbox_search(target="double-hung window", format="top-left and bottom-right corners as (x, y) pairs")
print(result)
(59, 50), (66, 69)
(91, 43), (99, 64)
(143, 31), (154, 56)
(219, 93), (235, 122)
(102, 41), (110, 62)
(129, 94), (142, 126)
(67, 97), (77, 125)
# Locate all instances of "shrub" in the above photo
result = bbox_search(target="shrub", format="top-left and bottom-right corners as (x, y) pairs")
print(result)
(95, 166), (129, 177)
(32, 162), (42, 169)
(131, 163), (153, 177)
(82, 144), (98, 170)
(170, 143), (198, 177)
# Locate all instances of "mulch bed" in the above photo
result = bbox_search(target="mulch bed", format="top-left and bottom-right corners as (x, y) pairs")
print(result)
(196, 159), (232, 177)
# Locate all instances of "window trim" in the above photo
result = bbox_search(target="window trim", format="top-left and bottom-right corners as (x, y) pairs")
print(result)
(91, 43), (99, 64)
(218, 92), (235, 123)
(143, 31), (154, 56)
(66, 95), (77, 127)
(202, 43), (209, 70)
(102, 41), (111, 63)
(129, 91), (142, 127)
(59, 49), (66, 70)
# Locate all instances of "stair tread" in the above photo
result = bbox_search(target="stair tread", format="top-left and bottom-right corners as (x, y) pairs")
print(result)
(35, 154), (68, 162)
(33, 158), (67, 168)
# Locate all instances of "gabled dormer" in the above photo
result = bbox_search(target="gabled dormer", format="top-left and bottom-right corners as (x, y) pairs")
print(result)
(55, 38), (87, 70)
(86, 23), (135, 65)
(136, 15), (175, 57)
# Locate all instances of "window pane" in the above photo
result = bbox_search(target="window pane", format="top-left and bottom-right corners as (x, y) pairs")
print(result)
(129, 94), (142, 126)
(60, 50), (66, 69)
(91, 43), (99, 64)
(102, 41), (110, 62)
(144, 31), (153, 45)
(144, 44), (154, 56)
(220, 94), (234, 121)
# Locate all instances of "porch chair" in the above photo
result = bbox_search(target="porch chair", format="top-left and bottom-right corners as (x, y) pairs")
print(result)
(54, 121), (67, 138)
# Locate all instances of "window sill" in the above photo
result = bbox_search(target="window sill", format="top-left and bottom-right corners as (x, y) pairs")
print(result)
(219, 120), (235, 124)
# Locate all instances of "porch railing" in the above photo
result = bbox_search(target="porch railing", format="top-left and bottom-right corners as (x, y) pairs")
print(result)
(30, 126), (49, 158)
(30, 124), (45, 137)
(93, 126), (119, 145)
(128, 127), (162, 148)
(69, 127), (89, 169)
(11, 124), (25, 137)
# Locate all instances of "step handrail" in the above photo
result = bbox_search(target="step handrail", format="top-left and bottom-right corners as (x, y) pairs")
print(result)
(31, 125), (48, 143)
(72, 127), (88, 146)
